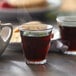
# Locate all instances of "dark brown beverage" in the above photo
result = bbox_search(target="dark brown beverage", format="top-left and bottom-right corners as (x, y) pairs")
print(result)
(21, 34), (52, 61)
(19, 21), (53, 64)
(59, 26), (76, 51)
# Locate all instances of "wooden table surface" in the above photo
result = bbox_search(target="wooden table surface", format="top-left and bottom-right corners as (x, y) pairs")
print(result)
(0, 46), (76, 76)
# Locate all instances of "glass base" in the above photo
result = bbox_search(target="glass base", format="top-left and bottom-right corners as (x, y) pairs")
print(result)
(26, 59), (47, 64)
(64, 51), (76, 55)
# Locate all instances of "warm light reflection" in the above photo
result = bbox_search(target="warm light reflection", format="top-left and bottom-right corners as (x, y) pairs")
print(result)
(60, 0), (76, 12)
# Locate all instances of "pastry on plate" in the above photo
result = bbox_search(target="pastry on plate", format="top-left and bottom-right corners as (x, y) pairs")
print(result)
(10, 28), (21, 43)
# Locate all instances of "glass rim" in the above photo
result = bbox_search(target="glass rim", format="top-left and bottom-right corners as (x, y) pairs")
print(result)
(18, 24), (53, 32)
(56, 16), (76, 27)
(56, 16), (76, 22)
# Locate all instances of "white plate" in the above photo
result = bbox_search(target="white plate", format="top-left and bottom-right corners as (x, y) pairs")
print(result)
(0, 0), (61, 19)
(52, 27), (60, 40)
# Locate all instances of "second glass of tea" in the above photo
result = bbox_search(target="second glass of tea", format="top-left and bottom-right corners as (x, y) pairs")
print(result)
(19, 22), (53, 64)
(56, 16), (76, 55)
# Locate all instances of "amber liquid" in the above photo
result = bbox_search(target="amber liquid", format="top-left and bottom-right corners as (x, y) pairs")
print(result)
(21, 34), (51, 61)
(60, 26), (76, 51)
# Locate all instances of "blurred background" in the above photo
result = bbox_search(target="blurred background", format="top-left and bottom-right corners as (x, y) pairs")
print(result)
(0, 0), (76, 50)
(0, 0), (76, 24)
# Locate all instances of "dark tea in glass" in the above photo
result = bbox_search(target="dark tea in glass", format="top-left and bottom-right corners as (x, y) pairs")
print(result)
(19, 21), (53, 64)
(57, 16), (76, 55)
(60, 26), (76, 51)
